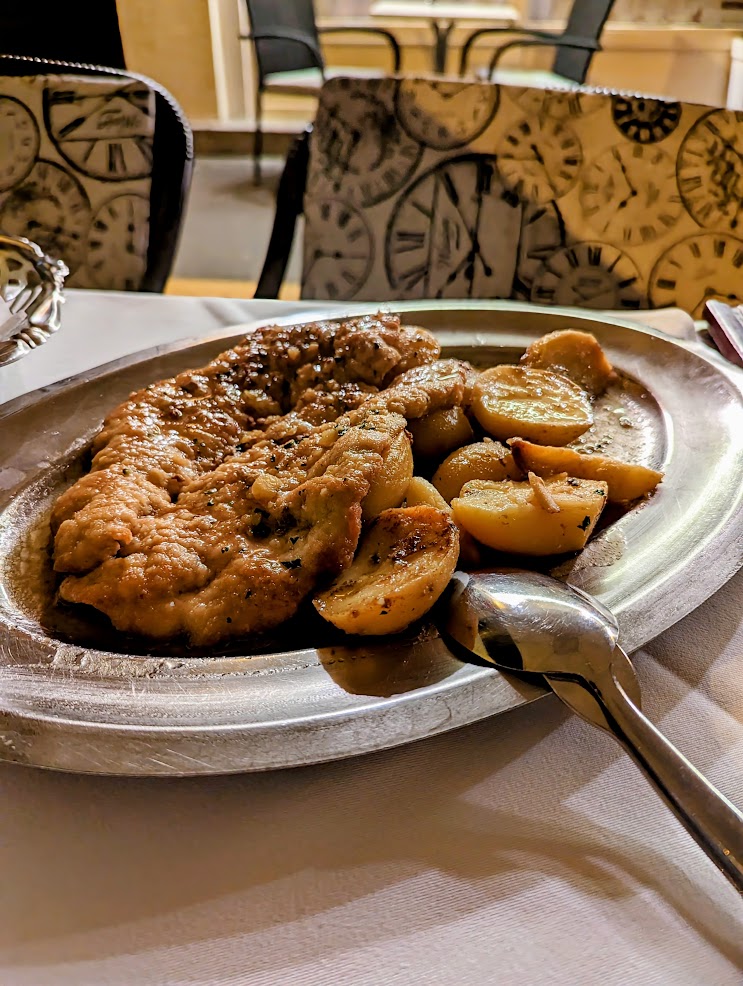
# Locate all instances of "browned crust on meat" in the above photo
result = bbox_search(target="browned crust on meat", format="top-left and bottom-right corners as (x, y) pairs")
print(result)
(52, 314), (466, 645)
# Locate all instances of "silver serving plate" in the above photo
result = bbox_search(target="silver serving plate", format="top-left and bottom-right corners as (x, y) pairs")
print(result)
(1, 302), (742, 776)
(0, 234), (67, 367)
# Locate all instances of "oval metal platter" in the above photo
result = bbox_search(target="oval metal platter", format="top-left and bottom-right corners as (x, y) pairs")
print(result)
(1, 301), (742, 776)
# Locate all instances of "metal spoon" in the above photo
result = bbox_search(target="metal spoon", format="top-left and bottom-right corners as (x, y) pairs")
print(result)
(441, 569), (743, 892)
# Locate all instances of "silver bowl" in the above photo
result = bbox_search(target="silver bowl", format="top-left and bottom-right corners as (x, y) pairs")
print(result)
(0, 234), (67, 367)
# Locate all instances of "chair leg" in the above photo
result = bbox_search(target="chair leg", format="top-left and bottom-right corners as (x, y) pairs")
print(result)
(254, 87), (263, 185)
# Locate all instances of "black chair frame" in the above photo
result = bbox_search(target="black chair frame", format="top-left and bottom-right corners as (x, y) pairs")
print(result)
(469, 33), (601, 81)
(240, 16), (400, 184)
(459, 0), (614, 85)
(0, 53), (193, 292)
(255, 127), (310, 299)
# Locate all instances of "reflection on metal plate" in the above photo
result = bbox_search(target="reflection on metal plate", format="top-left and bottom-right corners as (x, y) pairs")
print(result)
(0, 301), (742, 775)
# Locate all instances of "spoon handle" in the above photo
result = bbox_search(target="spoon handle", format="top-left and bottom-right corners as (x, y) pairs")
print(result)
(583, 657), (743, 893)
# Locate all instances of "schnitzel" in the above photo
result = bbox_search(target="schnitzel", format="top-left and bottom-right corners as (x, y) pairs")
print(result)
(51, 314), (466, 645)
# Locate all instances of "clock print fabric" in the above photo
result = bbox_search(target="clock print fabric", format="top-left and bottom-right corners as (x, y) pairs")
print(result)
(0, 74), (154, 290)
(302, 77), (743, 316)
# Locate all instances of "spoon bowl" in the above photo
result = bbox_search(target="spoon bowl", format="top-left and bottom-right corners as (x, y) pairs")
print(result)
(443, 569), (641, 726)
(444, 568), (620, 674)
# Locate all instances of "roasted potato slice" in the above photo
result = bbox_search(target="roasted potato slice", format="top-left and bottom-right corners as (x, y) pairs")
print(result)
(314, 505), (459, 635)
(509, 438), (663, 502)
(403, 476), (452, 513)
(462, 363), (481, 405)
(408, 406), (474, 460)
(397, 476), (486, 568)
(432, 440), (521, 503)
(522, 329), (616, 396)
(452, 476), (608, 555)
(471, 365), (593, 445)
(362, 431), (414, 520)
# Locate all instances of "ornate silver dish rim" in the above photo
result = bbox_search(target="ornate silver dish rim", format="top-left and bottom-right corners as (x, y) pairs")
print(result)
(0, 234), (67, 368)
(0, 300), (742, 776)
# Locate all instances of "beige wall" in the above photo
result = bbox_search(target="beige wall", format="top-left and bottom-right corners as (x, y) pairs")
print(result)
(116, 3), (737, 129)
(586, 26), (736, 104)
(317, 23), (736, 106)
(256, 24), (738, 130)
(117, 0), (219, 119)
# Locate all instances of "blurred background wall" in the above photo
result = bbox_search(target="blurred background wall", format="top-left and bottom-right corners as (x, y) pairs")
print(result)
(7, 1), (743, 139)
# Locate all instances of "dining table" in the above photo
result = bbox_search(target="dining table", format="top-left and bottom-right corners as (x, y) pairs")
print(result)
(0, 288), (742, 985)
(369, 1), (519, 74)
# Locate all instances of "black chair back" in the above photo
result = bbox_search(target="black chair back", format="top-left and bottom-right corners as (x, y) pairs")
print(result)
(245, 0), (323, 84)
(553, 0), (615, 83)
(0, 54), (193, 292)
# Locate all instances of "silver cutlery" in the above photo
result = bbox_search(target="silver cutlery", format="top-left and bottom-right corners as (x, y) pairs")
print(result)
(442, 569), (743, 892)
(703, 300), (743, 368)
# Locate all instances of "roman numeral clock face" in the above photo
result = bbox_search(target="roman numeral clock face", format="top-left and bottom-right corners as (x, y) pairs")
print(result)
(0, 96), (39, 191)
(497, 117), (583, 204)
(396, 80), (499, 149)
(580, 143), (682, 246)
(649, 233), (743, 316)
(87, 193), (150, 290)
(514, 201), (566, 299)
(44, 83), (154, 181)
(385, 155), (523, 298)
(311, 81), (422, 208)
(303, 199), (373, 300)
(677, 109), (743, 231)
(531, 242), (644, 309)
(612, 96), (682, 144)
(0, 160), (90, 274)
(509, 87), (602, 122)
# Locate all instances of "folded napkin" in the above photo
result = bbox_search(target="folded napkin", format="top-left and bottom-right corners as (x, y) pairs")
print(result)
(604, 307), (697, 342)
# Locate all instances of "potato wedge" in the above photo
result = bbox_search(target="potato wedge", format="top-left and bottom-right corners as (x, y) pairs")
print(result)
(401, 478), (487, 563)
(471, 365), (593, 445)
(403, 476), (452, 513)
(408, 406), (474, 460)
(314, 505), (459, 635)
(453, 476), (608, 555)
(362, 431), (414, 520)
(509, 438), (663, 502)
(432, 440), (521, 503)
(522, 329), (616, 396)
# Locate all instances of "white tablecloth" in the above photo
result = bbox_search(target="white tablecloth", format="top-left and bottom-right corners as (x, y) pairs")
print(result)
(1, 291), (741, 985)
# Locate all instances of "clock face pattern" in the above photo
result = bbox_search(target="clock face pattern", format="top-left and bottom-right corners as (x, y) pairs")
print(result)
(507, 87), (602, 122)
(676, 109), (743, 232)
(88, 193), (151, 290)
(531, 241), (643, 310)
(611, 95), (682, 144)
(310, 78), (422, 208)
(579, 143), (682, 246)
(649, 233), (743, 316)
(396, 80), (499, 150)
(386, 155), (521, 298)
(303, 77), (743, 315)
(303, 198), (373, 300)
(0, 96), (40, 192)
(0, 75), (154, 289)
(498, 116), (583, 205)
(44, 83), (154, 181)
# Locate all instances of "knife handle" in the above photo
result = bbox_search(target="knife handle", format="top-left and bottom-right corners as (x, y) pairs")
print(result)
(704, 300), (743, 369)
(574, 655), (743, 894)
